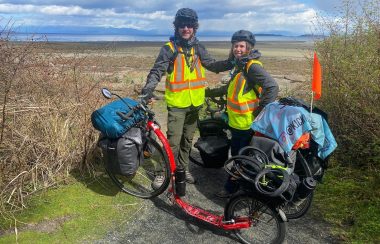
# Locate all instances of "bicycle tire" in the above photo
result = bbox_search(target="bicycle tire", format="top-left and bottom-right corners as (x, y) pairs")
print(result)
(224, 194), (286, 244)
(106, 135), (170, 199)
(282, 151), (313, 219)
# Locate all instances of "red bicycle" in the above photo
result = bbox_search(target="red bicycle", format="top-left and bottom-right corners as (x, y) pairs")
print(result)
(98, 88), (286, 244)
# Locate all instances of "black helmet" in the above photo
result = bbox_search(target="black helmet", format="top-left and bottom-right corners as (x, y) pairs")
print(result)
(231, 30), (256, 46)
(174, 8), (199, 28)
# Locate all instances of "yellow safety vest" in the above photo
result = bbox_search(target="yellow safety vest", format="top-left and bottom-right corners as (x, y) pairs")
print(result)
(227, 60), (263, 130)
(165, 42), (206, 108)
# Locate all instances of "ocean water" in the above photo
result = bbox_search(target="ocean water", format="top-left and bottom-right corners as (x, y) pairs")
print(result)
(12, 33), (315, 43)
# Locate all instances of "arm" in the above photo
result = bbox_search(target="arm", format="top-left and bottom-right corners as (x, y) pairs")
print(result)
(197, 43), (233, 73)
(245, 64), (279, 107)
(205, 84), (228, 98)
(141, 45), (174, 98)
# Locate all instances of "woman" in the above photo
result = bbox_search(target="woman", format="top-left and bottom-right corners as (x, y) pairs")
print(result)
(206, 30), (279, 198)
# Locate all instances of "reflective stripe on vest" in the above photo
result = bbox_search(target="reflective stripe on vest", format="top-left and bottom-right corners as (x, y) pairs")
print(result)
(227, 60), (263, 130)
(164, 42), (206, 108)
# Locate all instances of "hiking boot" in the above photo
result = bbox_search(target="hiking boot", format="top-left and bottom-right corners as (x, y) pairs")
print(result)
(215, 189), (233, 198)
(152, 175), (165, 190)
(185, 171), (196, 184)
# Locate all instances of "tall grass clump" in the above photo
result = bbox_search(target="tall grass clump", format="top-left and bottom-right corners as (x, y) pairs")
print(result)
(0, 21), (118, 224)
(314, 0), (380, 169)
(311, 1), (380, 242)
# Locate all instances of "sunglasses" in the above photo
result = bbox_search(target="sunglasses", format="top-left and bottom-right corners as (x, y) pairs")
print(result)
(178, 22), (195, 28)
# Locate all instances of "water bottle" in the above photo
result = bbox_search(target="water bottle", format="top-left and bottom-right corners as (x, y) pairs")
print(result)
(175, 167), (186, 196)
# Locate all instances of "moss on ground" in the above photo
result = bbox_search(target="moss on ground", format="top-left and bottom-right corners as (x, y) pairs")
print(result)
(0, 172), (141, 244)
(313, 164), (380, 243)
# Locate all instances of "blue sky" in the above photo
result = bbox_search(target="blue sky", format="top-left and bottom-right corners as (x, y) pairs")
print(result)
(0, 0), (344, 35)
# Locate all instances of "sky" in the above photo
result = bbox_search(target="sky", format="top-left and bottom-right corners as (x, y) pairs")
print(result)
(0, 0), (344, 35)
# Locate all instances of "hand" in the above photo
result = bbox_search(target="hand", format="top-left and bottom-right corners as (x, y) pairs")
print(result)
(146, 98), (154, 105)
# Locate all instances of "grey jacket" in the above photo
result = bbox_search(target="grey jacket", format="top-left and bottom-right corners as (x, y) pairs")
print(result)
(141, 37), (230, 99)
(206, 50), (279, 108)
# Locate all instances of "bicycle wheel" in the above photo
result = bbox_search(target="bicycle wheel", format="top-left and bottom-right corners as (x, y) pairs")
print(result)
(282, 151), (313, 219)
(225, 194), (286, 244)
(106, 136), (170, 198)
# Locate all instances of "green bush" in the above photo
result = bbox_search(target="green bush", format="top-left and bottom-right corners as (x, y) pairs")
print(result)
(315, 0), (380, 169)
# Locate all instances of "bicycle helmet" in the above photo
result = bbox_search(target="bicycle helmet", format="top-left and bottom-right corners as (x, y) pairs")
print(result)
(231, 30), (256, 46)
(174, 8), (199, 29)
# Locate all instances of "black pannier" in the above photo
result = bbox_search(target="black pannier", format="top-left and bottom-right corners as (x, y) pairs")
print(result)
(98, 127), (143, 176)
(193, 118), (230, 168)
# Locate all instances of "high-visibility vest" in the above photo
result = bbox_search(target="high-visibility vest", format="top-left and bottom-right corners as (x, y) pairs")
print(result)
(164, 42), (206, 108)
(227, 60), (263, 130)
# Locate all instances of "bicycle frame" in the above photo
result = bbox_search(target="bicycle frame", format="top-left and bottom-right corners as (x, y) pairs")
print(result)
(146, 120), (252, 230)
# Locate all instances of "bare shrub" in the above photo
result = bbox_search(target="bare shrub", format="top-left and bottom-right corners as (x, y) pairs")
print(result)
(0, 21), (130, 220)
(314, 0), (380, 168)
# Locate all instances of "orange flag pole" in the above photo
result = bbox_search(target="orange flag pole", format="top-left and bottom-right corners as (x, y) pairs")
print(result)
(310, 51), (322, 112)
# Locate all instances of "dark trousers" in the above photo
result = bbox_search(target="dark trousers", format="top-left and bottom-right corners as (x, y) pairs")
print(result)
(166, 107), (199, 171)
(225, 128), (254, 192)
(230, 127), (254, 157)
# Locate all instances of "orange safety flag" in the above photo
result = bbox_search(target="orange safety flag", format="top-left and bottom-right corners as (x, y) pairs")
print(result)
(312, 52), (322, 100)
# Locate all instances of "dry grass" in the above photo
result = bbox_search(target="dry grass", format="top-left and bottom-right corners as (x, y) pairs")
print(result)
(0, 28), (139, 219)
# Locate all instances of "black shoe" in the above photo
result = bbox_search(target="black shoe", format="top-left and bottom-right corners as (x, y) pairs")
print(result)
(215, 189), (233, 198)
(185, 171), (196, 184)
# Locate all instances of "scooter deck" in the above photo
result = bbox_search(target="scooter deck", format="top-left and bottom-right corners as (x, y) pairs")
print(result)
(174, 196), (250, 230)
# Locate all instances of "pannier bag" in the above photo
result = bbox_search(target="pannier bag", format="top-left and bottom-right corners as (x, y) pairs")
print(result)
(91, 97), (146, 139)
(194, 135), (230, 168)
(193, 117), (230, 168)
(98, 127), (143, 176)
(197, 118), (228, 137)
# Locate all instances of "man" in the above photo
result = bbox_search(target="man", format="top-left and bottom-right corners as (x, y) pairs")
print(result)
(141, 8), (229, 188)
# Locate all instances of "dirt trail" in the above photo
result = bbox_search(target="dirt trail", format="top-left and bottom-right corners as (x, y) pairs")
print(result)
(94, 94), (334, 244)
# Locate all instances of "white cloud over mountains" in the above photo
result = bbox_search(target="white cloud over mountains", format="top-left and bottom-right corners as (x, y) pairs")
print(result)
(0, 0), (341, 35)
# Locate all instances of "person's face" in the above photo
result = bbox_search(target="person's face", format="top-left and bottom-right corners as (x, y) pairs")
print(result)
(232, 41), (248, 59)
(178, 23), (194, 40)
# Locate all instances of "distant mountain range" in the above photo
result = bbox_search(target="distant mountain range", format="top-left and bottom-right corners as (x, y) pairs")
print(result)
(16, 26), (313, 37)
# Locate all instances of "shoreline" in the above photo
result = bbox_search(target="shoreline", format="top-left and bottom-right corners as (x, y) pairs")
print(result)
(25, 40), (314, 51)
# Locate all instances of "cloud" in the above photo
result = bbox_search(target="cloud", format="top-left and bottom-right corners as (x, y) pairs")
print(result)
(0, 0), (323, 35)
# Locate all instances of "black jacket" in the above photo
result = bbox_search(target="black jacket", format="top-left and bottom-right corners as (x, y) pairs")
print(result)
(141, 37), (230, 98)
(206, 50), (278, 108)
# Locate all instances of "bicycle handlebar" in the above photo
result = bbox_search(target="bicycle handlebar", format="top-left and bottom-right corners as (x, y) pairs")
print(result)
(205, 94), (226, 117)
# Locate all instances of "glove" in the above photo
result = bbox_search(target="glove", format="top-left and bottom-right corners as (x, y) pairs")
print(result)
(205, 87), (211, 98)
(139, 91), (152, 104)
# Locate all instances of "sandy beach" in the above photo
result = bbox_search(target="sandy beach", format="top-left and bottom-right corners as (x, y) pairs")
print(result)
(37, 40), (313, 97)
